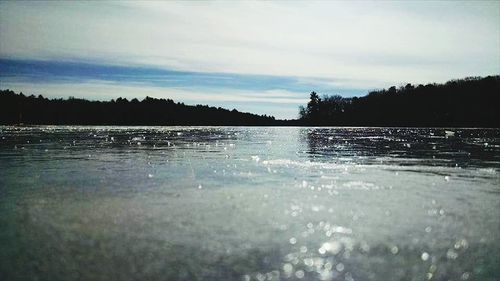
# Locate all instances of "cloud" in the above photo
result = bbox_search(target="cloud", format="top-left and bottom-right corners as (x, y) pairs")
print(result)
(1, 1), (498, 87)
(0, 57), (368, 93)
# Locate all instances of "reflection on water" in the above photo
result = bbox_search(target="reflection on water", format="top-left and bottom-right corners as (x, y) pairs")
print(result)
(304, 127), (500, 167)
(0, 126), (499, 281)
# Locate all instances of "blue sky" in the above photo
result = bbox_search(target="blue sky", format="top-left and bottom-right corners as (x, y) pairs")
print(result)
(1, 1), (499, 119)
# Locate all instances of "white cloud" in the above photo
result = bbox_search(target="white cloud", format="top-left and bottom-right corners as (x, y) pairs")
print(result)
(1, 1), (498, 88)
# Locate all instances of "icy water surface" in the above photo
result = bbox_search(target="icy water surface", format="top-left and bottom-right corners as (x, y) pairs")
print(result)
(0, 126), (499, 281)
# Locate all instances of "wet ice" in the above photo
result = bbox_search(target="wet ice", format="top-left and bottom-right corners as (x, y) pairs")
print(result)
(0, 126), (499, 281)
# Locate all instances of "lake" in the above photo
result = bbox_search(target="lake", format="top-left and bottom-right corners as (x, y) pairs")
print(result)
(0, 126), (499, 281)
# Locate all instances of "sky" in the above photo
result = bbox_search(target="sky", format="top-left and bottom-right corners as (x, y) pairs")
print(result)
(0, 1), (499, 119)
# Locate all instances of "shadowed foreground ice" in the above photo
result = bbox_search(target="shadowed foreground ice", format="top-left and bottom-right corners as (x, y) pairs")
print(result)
(0, 126), (499, 281)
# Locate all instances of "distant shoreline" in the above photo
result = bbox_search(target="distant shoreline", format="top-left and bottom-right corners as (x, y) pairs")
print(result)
(3, 125), (500, 130)
(298, 76), (500, 128)
(1, 75), (499, 128)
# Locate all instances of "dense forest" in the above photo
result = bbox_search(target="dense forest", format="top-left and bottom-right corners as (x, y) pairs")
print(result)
(0, 90), (277, 125)
(299, 76), (500, 127)
(1, 75), (498, 127)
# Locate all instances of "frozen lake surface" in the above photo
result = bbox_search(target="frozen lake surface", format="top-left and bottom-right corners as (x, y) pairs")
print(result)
(0, 126), (499, 281)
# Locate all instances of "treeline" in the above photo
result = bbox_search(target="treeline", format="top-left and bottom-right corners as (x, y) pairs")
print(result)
(2, 75), (498, 127)
(299, 76), (500, 127)
(0, 90), (277, 125)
